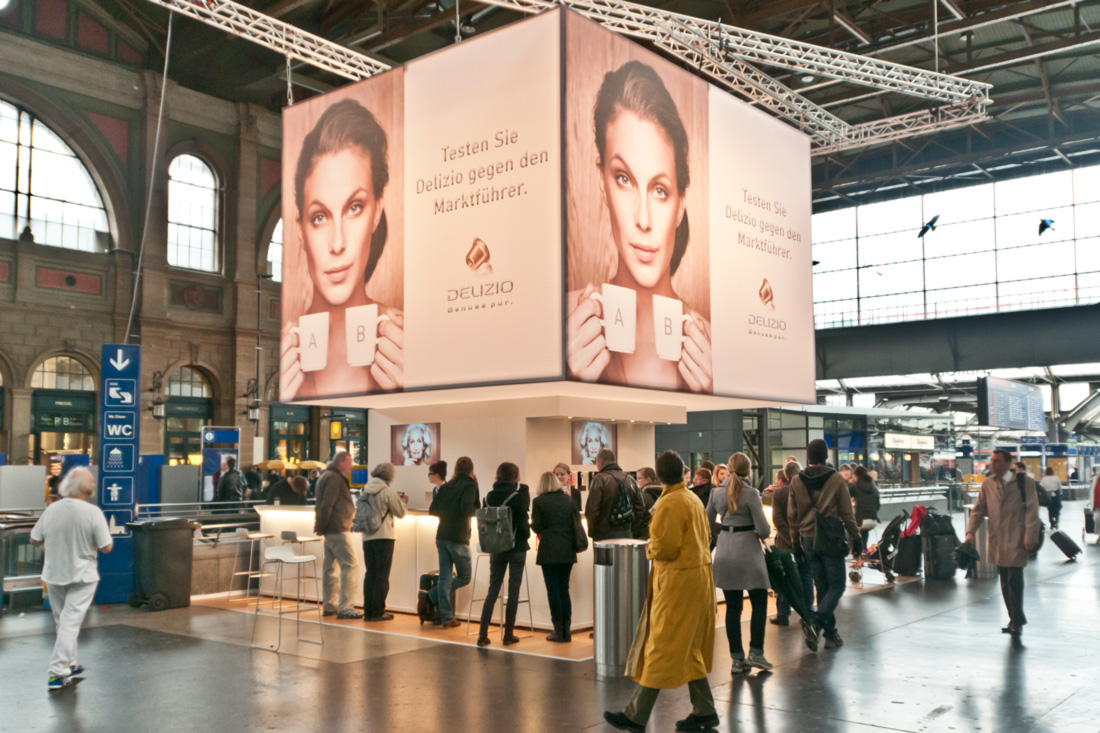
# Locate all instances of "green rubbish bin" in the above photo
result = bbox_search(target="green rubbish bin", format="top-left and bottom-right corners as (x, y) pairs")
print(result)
(127, 518), (197, 612)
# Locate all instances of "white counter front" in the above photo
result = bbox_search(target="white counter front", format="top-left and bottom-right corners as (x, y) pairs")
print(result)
(254, 506), (593, 631)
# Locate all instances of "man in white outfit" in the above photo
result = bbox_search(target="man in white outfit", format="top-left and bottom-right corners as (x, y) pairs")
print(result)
(29, 468), (113, 690)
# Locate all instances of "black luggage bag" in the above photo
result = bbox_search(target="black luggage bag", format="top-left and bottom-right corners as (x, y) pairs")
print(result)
(894, 535), (923, 576)
(1085, 507), (1096, 535)
(417, 571), (456, 625)
(922, 534), (958, 579)
(1049, 530), (1081, 560)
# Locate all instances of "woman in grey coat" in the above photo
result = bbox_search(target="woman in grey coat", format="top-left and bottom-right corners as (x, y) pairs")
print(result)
(707, 452), (772, 674)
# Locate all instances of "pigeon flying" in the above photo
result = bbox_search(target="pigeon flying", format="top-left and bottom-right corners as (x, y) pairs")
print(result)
(1039, 219), (1054, 236)
(917, 215), (940, 238)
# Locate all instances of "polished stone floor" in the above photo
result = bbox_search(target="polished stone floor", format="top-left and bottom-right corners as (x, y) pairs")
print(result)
(1, 503), (1097, 732)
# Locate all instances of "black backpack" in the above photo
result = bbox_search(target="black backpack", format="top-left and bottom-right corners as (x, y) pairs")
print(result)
(608, 475), (636, 528)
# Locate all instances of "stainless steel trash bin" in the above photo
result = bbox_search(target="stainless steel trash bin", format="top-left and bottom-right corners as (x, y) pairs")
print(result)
(593, 539), (649, 679)
(965, 504), (997, 580)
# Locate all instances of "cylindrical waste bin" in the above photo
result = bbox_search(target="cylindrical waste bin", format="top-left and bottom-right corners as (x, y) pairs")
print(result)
(127, 518), (197, 611)
(964, 505), (997, 580)
(593, 539), (649, 679)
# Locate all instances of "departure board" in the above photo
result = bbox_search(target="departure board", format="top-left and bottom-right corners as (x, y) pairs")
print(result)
(977, 377), (1045, 431)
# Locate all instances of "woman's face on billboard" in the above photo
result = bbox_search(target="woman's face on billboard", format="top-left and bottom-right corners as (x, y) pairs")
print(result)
(585, 430), (602, 457)
(408, 432), (425, 461)
(298, 148), (382, 307)
(598, 110), (685, 290)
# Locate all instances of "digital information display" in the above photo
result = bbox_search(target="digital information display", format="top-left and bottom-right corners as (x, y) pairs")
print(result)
(977, 376), (1046, 432)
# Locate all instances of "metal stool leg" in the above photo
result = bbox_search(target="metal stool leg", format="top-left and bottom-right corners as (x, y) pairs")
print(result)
(465, 553), (488, 637)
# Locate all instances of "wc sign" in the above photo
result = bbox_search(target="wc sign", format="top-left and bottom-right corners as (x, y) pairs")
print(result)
(98, 344), (141, 539)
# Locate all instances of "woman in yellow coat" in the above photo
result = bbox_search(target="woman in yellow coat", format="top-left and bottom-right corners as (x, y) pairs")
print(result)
(605, 451), (718, 732)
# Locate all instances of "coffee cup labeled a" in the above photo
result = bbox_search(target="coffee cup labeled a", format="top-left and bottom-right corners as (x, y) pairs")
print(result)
(652, 295), (692, 362)
(291, 312), (329, 372)
(345, 304), (392, 367)
(589, 284), (636, 354)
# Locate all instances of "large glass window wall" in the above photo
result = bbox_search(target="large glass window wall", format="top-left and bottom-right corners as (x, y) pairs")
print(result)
(813, 165), (1100, 328)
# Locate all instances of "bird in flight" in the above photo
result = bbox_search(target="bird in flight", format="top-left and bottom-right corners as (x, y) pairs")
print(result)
(917, 215), (940, 238)
(1039, 219), (1055, 236)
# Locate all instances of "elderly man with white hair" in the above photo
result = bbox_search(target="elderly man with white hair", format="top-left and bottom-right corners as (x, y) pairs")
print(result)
(29, 468), (113, 691)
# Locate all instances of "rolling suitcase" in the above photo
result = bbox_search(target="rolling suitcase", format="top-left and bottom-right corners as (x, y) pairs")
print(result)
(922, 533), (958, 579)
(417, 571), (456, 625)
(1085, 506), (1096, 535)
(1049, 530), (1081, 560)
(894, 535), (923, 576)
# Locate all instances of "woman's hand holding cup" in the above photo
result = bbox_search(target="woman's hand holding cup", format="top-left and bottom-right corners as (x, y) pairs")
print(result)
(678, 312), (713, 394)
(371, 309), (405, 391)
(280, 321), (304, 400)
(567, 282), (610, 382)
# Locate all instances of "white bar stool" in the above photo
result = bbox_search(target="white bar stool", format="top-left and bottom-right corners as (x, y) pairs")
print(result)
(465, 545), (534, 641)
(251, 545), (324, 652)
(227, 528), (274, 605)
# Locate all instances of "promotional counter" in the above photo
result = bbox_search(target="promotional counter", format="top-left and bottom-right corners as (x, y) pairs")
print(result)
(255, 505), (594, 631)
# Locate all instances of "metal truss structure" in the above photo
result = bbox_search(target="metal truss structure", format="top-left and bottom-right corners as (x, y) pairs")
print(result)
(143, 0), (991, 155)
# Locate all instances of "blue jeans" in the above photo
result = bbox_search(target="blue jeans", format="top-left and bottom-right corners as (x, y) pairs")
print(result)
(801, 536), (846, 638)
(429, 540), (472, 623)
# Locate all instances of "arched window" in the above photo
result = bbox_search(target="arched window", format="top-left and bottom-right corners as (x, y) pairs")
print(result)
(267, 218), (283, 282)
(0, 99), (111, 251)
(167, 154), (218, 271)
(30, 356), (95, 391)
(165, 366), (212, 398)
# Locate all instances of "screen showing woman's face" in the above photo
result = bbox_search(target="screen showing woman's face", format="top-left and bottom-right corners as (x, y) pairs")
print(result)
(599, 111), (685, 290)
(299, 148), (382, 307)
(408, 433), (425, 462)
(585, 431), (602, 457)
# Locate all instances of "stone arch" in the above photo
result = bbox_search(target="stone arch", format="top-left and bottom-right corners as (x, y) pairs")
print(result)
(24, 347), (100, 390)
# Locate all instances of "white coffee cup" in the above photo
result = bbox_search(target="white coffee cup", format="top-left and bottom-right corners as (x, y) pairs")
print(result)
(652, 295), (693, 362)
(345, 304), (392, 367)
(589, 283), (636, 354)
(291, 312), (329, 372)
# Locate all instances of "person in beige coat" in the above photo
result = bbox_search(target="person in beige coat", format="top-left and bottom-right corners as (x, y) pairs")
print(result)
(355, 462), (408, 621)
(966, 448), (1041, 637)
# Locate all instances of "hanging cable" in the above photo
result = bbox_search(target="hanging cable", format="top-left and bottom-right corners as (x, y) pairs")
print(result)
(286, 53), (294, 106)
(124, 12), (174, 345)
(933, 0), (940, 74)
(455, 0), (461, 43)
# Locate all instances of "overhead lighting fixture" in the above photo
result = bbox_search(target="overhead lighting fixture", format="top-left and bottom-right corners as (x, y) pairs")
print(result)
(800, 74), (816, 84)
(0, 0), (13, 13)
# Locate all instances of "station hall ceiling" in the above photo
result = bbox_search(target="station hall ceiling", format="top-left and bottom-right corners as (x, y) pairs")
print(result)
(44, 1), (1100, 206)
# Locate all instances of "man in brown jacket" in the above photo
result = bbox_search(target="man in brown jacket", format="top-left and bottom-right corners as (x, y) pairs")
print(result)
(314, 451), (363, 619)
(788, 440), (861, 651)
(966, 448), (1041, 636)
(585, 449), (647, 541)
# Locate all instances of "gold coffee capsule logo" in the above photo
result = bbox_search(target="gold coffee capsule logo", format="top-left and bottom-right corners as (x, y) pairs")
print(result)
(465, 238), (493, 276)
(759, 278), (775, 310)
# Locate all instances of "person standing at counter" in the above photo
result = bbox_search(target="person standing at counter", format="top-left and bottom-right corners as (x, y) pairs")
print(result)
(531, 471), (579, 644)
(30, 468), (112, 691)
(428, 460), (447, 500)
(638, 467), (663, 511)
(707, 453), (773, 674)
(605, 450), (717, 732)
(425, 456), (479, 629)
(266, 475), (309, 505)
(356, 462), (407, 622)
(314, 451), (363, 620)
(554, 462), (583, 512)
(586, 449), (646, 541)
(476, 463), (531, 647)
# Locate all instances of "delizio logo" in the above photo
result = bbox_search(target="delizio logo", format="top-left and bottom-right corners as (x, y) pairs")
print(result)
(449, 238), (513, 304)
(748, 277), (786, 339)
(758, 278), (775, 310)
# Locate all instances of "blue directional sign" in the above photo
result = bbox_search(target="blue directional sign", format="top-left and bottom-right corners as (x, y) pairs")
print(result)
(97, 344), (141, 599)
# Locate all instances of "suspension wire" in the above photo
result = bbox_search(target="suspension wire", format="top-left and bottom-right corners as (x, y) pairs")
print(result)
(455, 0), (461, 43)
(286, 53), (294, 106)
(125, 11), (174, 345)
(933, 0), (940, 74)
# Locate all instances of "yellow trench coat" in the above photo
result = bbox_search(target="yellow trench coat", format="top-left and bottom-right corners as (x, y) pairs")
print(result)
(625, 482), (716, 689)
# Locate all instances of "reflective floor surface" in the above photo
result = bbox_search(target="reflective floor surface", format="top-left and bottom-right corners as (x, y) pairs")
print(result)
(1, 503), (1097, 732)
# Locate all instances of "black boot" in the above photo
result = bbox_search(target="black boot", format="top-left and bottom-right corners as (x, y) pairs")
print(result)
(561, 617), (572, 642)
(546, 619), (565, 643)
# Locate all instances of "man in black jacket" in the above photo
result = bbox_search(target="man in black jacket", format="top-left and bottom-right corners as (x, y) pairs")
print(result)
(217, 457), (246, 504)
(425, 456), (480, 628)
(586, 449), (647, 541)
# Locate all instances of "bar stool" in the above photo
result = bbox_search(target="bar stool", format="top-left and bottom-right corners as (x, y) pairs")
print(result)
(465, 545), (534, 641)
(251, 545), (324, 652)
(281, 529), (323, 552)
(227, 528), (274, 605)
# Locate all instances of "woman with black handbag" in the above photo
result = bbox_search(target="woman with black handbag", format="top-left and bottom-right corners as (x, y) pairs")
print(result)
(531, 471), (583, 643)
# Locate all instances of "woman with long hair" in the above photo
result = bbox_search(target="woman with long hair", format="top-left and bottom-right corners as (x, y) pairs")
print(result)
(281, 98), (404, 400)
(531, 471), (581, 642)
(567, 60), (712, 393)
(707, 452), (772, 674)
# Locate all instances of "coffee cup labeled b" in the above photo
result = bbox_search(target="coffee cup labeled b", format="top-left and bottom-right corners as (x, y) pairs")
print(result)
(291, 312), (329, 372)
(345, 304), (392, 367)
(653, 295), (692, 362)
(589, 284), (636, 354)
